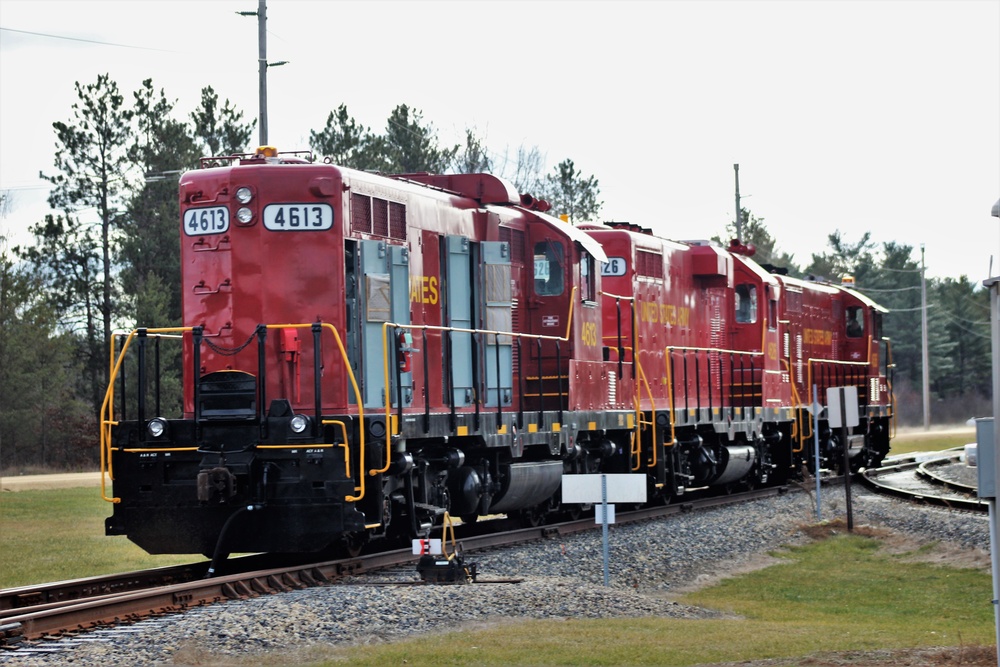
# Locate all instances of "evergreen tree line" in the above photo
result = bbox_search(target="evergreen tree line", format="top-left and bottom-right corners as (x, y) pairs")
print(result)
(0, 74), (603, 472)
(0, 74), (989, 472)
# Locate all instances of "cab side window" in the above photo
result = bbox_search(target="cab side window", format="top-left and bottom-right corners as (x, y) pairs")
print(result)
(580, 254), (596, 302)
(534, 242), (564, 296)
(735, 284), (757, 323)
(846, 306), (864, 338)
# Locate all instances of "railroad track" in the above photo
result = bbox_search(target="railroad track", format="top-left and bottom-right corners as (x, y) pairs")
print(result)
(859, 451), (984, 512)
(0, 484), (792, 650)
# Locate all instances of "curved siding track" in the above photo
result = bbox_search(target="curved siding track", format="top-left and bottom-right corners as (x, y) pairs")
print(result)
(860, 451), (984, 512)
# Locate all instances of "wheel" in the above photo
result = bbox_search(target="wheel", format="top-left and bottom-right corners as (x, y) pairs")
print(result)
(519, 506), (547, 528)
(343, 532), (368, 558)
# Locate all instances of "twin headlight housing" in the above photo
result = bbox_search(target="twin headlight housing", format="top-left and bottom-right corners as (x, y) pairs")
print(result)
(235, 186), (253, 224)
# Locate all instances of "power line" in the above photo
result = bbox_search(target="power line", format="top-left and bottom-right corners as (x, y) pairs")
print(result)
(0, 26), (175, 52)
(886, 304), (935, 313)
(852, 285), (921, 293)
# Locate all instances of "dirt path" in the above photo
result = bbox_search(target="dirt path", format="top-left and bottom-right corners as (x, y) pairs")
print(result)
(1, 471), (102, 492)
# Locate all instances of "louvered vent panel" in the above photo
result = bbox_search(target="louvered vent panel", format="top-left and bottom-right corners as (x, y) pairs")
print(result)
(510, 229), (525, 263)
(351, 193), (371, 234)
(373, 198), (389, 236)
(511, 298), (520, 377)
(389, 202), (406, 239)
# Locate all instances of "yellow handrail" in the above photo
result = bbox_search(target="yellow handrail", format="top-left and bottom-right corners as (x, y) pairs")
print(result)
(101, 322), (366, 504)
(267, 323), (365, 502)
(100, 327), (193, 503)
(379, 288), (579, 473)
(629, 300), (656, 470)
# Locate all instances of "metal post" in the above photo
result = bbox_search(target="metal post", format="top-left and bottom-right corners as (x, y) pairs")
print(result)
(983, 200), (1000, 667)
(813, 384), (821, 521)
(840, 387), (853, 531)
(921, 243), (930, 431)
(734, 164), (742, 241)
(990, 499), (1000, 666)
(988, 273), (1000, 667)
(601, 473), (609, 587)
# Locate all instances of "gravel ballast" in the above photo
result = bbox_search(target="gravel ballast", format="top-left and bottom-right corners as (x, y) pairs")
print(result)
(1, 483), (990, 666)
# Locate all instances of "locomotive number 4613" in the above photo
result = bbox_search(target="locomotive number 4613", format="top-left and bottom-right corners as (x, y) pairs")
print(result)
(264, 203), (334, 231)
(184, 207), (229, 236)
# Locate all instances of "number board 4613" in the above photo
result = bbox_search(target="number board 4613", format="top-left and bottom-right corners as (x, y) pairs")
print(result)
(263, 203), (334, 231)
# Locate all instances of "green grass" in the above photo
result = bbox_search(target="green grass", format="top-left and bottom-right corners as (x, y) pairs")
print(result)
(0, 487), (192, 588)
(291, 534), (992, 667)
(888, 429), (975, 456)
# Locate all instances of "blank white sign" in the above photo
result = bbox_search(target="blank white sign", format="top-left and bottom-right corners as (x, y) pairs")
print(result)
(561, 474), (647, 504)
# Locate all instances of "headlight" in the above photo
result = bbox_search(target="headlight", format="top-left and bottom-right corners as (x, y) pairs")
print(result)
(236, 207), (253, 224)
(147, 417), (168, 439)
(235, 187), (253, 204)
(289, 414), (310, 434)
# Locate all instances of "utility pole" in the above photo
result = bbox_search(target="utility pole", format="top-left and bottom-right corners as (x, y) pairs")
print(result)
(257, 0), (267, 146)
(734, 164), (742, 242)
(239, 1), (288, 147)
(921, 243), (930, 431)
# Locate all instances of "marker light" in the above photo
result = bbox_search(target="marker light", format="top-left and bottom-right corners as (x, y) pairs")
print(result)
(236, 207), (253, 224)
(235, 187), (253, 204)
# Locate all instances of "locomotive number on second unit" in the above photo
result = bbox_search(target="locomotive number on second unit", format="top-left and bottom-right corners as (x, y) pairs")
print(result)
(263, 203), (334, 231)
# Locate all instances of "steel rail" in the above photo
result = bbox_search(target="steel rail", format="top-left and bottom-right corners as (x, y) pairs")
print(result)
(860, 456), (984, 512)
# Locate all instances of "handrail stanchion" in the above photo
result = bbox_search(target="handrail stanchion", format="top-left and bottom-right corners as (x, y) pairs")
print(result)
(256, 325), (268, 433)
(517, 335), (524, 429)
(136, 329), (147, 428)
(422, 327), (430, 434)
(472, 331), (481, 432)
(192, 326), (203, 432)
(154, 336), (162, 417)
(312, 323), (323, 438)
(495, 330), (503, 423)
(536, 338), (544, 426)
(394, 325), (405, 442)
(556, 340), (563, 425)
(447, 330), (456, 431)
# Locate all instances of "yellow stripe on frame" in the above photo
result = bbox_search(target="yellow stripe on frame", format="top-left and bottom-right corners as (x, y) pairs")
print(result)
(528, 423), (538, 433)
(588, 421), (597, 430)
(552, 423), (561, 432)
(497, 424), (507, 435)
(457, 426), (469, 436)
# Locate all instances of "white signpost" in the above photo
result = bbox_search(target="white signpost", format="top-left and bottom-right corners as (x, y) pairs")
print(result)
(827, 385), (859, 530)
(562, 474), (647, 586)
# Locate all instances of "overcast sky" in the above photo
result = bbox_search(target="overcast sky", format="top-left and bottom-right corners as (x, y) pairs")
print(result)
(1, 0), (998, 282)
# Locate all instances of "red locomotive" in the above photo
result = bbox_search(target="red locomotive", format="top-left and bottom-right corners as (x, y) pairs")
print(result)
(100, 147), (893, 558)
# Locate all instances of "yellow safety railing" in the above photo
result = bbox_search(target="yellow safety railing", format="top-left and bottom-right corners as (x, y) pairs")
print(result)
(378, 289), (578, 474)
(100, 321), (366, 504)
(882, 337), (897, 437)
(265, 323), (365, 502)
(629, 300), (657, 471)
(100, 327), (192, 503)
